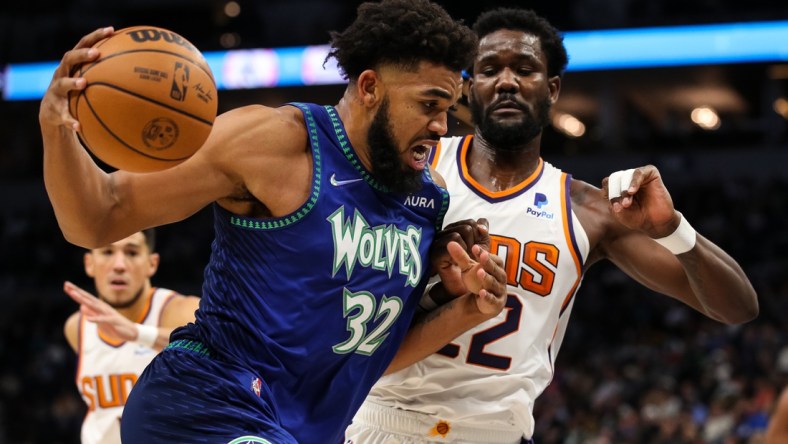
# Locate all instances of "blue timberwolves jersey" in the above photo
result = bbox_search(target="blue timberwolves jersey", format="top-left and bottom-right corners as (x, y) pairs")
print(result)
(173, 103), (448, 442)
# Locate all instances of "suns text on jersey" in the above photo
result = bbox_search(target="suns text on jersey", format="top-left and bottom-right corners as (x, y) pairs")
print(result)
(327, 207), (422, 287)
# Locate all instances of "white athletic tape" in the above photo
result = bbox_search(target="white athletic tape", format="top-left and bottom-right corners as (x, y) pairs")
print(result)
(653, 213), (697, 255)
(608, 168), (636, 200)
(134, 323), (158, 348)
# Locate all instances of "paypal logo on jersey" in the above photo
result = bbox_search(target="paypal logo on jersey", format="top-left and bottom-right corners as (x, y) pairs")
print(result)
(534, 193), (548, 208)
(526, 192), (554, 219)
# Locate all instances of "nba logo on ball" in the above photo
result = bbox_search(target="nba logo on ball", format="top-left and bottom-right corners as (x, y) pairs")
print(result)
(170, 62), (189, 101)
(69, 26), (218, 172)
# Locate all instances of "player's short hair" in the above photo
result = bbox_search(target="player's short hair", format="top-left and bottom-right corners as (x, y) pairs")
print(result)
(86, 229), (156, 254)
(472, 8), (569, 79)
(140, 228), (156, 252)
(326, 0), (478, 80)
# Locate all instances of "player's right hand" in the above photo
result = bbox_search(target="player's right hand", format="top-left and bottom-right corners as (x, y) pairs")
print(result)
(429, 218), (490, 269)
(39, 27), (114, 131)
(63, 280), (138, 342)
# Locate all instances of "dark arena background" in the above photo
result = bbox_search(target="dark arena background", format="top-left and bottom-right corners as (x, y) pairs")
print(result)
(1, 1), (786, 442)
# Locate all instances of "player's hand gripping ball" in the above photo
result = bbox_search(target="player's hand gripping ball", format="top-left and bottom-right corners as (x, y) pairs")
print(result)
(69, 26), (218, 172)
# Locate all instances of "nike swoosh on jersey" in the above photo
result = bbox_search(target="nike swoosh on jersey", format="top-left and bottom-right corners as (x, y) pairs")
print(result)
(330, 173), (364, 187)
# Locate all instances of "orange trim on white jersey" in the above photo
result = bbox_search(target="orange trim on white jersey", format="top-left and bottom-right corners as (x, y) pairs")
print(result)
(75, 287), (178, 444)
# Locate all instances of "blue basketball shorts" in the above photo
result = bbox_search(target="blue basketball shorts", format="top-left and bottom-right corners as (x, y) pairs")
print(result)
(120, 339), (297, 444)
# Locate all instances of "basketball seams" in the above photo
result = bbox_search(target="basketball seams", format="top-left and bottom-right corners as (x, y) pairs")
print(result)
(84, 82), (214, 126)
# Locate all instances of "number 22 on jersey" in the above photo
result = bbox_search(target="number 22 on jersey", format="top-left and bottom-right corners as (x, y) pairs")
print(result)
(437, 235), (559, 370)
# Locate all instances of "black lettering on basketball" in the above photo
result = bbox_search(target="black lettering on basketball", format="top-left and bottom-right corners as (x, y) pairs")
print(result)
(127, 29), (161, 43)
(125, 28), (200, 54)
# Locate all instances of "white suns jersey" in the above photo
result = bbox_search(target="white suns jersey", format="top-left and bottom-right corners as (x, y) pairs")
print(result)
(367, 135), (590, 438)
(76, 288), (176, 444)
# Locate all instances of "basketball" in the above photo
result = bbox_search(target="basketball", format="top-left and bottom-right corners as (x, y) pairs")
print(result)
(69, 26), (218, 172)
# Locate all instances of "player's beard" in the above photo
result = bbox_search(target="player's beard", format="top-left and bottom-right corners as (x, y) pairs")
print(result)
(470, 92), (552, 150)
(368, 98), (423, 194)
(102, 287), (145, 309)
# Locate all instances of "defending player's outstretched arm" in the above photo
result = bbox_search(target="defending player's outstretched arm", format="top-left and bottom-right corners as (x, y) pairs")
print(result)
(594, 165), (758, 324)
(63, 281), (200, 351)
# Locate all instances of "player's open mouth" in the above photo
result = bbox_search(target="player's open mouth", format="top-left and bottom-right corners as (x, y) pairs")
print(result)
(408, 144), (433, 170)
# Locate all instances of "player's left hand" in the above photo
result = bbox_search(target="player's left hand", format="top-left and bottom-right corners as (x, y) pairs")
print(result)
(445, 241), (507, 316)
(430, 218), (491, 296)
(39, 26), (114, 131)
(63, 281), (138, 342)
(602, 165), (681, 238)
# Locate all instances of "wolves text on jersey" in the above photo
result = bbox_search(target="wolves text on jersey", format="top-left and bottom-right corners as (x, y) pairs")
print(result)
(327, 206), (423, 288)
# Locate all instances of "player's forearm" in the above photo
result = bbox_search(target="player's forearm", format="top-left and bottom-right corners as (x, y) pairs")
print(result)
(384, 293), (489, 375)
(679, 234), (758, 324)
(42, 126), (117, 247)
(152, 327), (174, 351)
(131, 323), (173, 351)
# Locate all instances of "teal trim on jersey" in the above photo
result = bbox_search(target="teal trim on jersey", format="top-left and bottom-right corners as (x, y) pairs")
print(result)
(229, 103), (322, 230)
(423, 166), (449, 231)
(324, 105), (390, 193)
(166, 339), (213, 358)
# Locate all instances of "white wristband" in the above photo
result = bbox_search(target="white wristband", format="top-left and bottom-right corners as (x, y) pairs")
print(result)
(653, 213), (696, 255)
(134, 323), (158, 348)
(418, 282), (439, 311)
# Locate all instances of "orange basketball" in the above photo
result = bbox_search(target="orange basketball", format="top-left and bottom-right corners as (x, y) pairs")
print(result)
(69, 26), (218, 172)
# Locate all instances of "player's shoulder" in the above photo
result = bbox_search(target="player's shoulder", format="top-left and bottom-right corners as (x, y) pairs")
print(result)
(569, 176), (605, 207)
(568, 176), (617, 239)
(218, 104), (305, 130)
(156, 287), (199, 304)
(167, 293), (201, 312)
(64, 310), (81, 331)
(205, 104), (309, 168)
(158, 290), (200, 327)
(63, 311), (81, 352)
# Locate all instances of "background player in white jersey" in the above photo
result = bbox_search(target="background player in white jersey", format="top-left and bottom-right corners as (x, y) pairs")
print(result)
(346, 7), (758, 444)
(62, 228), (200, 444)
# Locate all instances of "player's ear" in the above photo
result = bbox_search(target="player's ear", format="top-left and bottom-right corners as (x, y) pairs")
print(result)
(466, 77), (475, 107)
(147, 252), (160, 277)
(548, 75), (561, 104)
(84, 252), (95, 278)
(356, 69), (380, 108)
